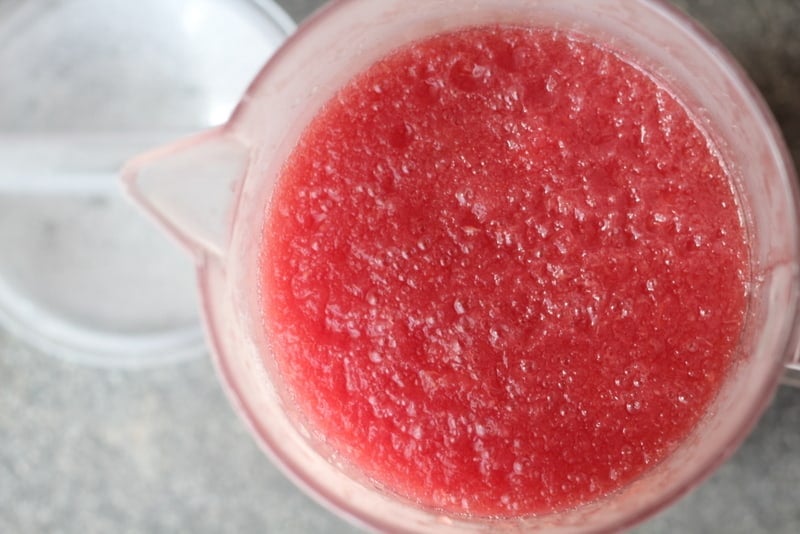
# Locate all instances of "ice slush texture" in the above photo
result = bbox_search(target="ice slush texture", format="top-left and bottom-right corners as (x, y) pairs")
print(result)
(260, 26), (748, 516)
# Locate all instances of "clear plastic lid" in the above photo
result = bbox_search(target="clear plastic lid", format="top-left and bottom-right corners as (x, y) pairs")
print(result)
(0, 0), (294, 367)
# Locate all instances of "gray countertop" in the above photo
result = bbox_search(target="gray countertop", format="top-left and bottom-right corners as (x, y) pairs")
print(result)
(2, 0), (799, 532)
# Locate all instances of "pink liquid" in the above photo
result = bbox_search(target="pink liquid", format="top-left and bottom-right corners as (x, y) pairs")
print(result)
(260, 26), (748, 516)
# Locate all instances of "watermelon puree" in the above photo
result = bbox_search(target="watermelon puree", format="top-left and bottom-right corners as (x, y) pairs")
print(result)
(259, 26), (749, 516)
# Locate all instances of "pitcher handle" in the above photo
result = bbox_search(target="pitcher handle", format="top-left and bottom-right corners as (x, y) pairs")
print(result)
(784, 354), (800, 387)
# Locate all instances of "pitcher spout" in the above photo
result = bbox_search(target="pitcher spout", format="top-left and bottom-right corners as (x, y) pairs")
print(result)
(121, 128), (250, 259)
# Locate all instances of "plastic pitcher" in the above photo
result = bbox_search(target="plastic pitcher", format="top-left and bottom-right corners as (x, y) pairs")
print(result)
(121, 0), (800, 531)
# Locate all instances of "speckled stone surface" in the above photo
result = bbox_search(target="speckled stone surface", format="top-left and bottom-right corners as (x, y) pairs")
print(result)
(2, 1), (799, 533)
